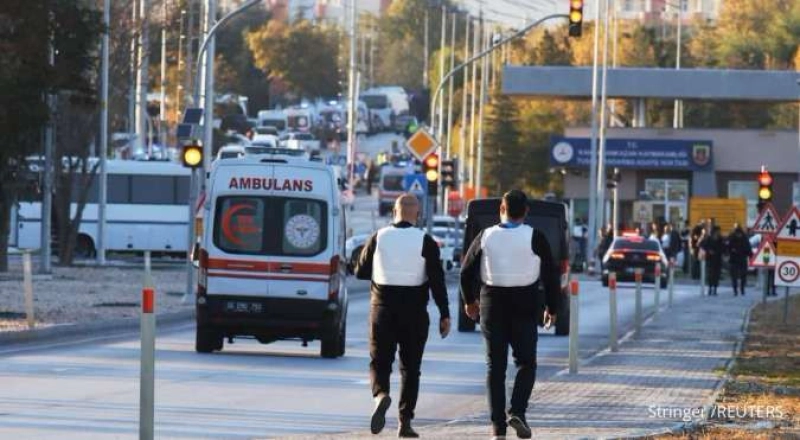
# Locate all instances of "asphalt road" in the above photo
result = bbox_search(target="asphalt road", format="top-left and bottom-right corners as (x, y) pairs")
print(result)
(0, 276), (699, 439)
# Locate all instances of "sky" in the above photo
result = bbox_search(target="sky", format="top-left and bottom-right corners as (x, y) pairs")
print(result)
(459, 0), (565, 27)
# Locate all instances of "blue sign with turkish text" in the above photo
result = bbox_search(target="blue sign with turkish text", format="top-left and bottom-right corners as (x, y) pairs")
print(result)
(550, 137), (713, 171)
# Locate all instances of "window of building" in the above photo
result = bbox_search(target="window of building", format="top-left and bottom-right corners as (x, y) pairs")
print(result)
(645, 179), (688, 224)
(728, 181), (757, 227)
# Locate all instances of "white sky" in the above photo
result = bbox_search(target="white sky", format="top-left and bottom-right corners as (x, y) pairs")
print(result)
(458, 0), (605, 28)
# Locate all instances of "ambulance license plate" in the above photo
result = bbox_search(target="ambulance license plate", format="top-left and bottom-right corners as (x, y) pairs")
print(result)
(225, 301), (263, 314)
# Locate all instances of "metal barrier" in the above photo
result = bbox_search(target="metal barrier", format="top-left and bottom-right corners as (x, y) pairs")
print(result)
(608, 272), (618, 352)
(568, 278), (579, 374)
(634, 268), (643, 337)
(140, 251), (155, 440)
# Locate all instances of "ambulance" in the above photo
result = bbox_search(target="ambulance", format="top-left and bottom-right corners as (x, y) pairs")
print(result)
(195, 152), (348, 358)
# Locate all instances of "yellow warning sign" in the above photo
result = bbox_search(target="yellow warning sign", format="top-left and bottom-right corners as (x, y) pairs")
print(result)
(777, 239), (800, 257)
(689, 197), (747, 234)
(405, 128), (438, 161)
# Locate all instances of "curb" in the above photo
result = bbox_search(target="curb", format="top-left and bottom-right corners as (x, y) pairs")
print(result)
(0, 309), (195, 346)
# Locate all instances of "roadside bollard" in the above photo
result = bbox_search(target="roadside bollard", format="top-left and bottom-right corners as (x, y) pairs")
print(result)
(653, 263), (661, 314)
(568, 278), (579, 374)
(608, 272), (618, 352)
(700, 258), (707, 296)
(634, 268), (643, 337)
(140, 251), (155, 440)
(760, 268), (767, 305)
(22, 250), (34, 329)
(667, 260), (675, 308)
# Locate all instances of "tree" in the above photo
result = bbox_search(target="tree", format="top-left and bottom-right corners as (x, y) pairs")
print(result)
(0, 0), (101, 271)
(247, 20), (342, 101)
(482, 92), (524, 195)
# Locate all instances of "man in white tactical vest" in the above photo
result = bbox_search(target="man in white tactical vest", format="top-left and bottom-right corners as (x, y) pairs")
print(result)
(460, 190), (561, 440)
(355, 193), (451, 438)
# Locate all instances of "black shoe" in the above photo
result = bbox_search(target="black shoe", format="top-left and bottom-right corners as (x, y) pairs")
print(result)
(507, 414), (532, 439)
(370, 394), (391, 435)
(397, 422), (419, 438)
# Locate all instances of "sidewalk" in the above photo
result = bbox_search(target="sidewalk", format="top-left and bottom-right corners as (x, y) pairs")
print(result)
(284, 288), (755, 440)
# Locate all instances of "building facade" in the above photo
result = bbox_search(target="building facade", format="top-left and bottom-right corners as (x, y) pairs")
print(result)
(553, 127), (800, 231)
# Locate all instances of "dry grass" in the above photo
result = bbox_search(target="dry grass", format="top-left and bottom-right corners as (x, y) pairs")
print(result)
(655, 295), (800, 439)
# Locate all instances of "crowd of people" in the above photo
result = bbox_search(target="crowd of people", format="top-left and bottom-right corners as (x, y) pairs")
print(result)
(572, 217), (772, 297)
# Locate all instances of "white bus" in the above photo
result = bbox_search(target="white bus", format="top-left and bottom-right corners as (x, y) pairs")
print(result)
(16, 160), (192, 257)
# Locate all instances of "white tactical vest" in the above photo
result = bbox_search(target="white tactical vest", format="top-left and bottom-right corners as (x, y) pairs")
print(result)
(372, 226), (427, 286)
(480, 224), (541, 287)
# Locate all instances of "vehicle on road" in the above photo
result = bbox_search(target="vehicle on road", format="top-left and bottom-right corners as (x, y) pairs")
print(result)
(256, 110), (288, 133)
(279, 131), (321, 152)
(16, 160), (192, 258)
(195, 152), (348, 358)
(600, 234), (668, 288)
(377, 165), (408, 216)
(458, 198), (572, 335)
(252, 126), (280, 145)
(284, 107), (315, 133)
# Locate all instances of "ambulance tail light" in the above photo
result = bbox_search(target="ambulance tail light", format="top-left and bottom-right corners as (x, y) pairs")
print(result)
(197, 249), (209, 297)
(328, 255), (340, 301)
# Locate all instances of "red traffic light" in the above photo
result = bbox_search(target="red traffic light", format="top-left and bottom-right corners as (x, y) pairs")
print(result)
(758, 171), (773, 187)
(424, 154), (439, 169)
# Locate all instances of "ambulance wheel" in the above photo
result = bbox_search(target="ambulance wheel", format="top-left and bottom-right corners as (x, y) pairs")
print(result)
(457, 298), (476, 332)
(321, 319), (345, 358)
(196, 324), (223, 353)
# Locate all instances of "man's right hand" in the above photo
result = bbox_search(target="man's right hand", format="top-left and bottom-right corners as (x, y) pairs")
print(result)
(465, 301), (479, 321)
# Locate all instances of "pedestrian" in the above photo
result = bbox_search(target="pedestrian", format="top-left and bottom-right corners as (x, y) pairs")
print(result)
(663, 224), (682, 264)
(726, 224), (752, 296)
(460, 190), (561, 440)
(690, 221), (706, 280)
(354, 193), (451, 438)
(680, 221), (691, 273)
(700, 226), (724, 296)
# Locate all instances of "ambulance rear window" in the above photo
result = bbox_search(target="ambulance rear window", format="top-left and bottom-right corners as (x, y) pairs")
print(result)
(382, 175), (404, 191)
(214, 196), (327, 256)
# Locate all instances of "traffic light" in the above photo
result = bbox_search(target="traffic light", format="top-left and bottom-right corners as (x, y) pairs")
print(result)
(568, 0), (584, 37)
(182, 142), (203, 169)
(757, 166), (773, 212)
(423, 153), (439, 196)
(606, 167), (621, 190)
(441, 159), (457, 190)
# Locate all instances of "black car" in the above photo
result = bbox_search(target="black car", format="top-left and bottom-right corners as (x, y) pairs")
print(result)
(458, 198), (571, 336)
(601, 235), (668, 288)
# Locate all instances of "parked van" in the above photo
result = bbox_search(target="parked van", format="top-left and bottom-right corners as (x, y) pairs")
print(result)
(195, 152), (348, 358)
(284, 107), (315, 133)
(458, 198), (571, 335)
(377, 164), (408, 216)
(256, 110), (288, 133)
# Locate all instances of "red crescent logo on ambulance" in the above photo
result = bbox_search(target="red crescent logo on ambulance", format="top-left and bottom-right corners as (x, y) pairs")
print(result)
(221, 203), (252, 247)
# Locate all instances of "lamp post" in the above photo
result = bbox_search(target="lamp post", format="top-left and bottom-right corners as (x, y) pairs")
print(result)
(663, 0), (684, 128)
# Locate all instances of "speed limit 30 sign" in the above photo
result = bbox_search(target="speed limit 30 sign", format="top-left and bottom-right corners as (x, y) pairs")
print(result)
(775, 238), (800, 287)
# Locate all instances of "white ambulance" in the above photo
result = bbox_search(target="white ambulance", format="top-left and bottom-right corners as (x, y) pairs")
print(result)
(195, 152), (348, 358)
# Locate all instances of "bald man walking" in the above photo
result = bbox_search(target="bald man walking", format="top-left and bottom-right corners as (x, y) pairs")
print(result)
(355, 194), (451, 438)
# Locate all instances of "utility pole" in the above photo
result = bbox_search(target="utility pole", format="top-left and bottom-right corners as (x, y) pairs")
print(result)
(137, 0), (150, 157)
(468, 16), (479, 193)
(98, 0), (111, 266)
(202, 0), (216, 173)
(423, 8), (429, 88)
(597, 0), (611, 234)
(346, 0), (358, 191)
(436, 4), (446, 139)
(475, 23), (487, 197)
(587, 0), (603, 276)
(458, 16), (470, 199)
(185, 1), (195, 107)
(175, 9), (186, 122)
(160, 0), (168, 150)
(445, 10), (456, 159)
(129, 0), (139, 134)
(673, 0), (683, 128)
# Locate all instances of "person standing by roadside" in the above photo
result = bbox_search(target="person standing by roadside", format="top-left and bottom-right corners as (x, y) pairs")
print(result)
(690, 220), (706, 280)
(726, 224), (752, 296)
(663, 224), (682, 265)
(460, 190), (561, 440)
(355, 194), (451, 438)
(701, 226), (724, 296)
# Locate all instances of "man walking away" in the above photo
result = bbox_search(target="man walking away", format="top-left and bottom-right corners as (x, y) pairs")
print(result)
(355, 194), (451, 438)
(460, 190), (561, 440)
(701, 226), (724, 296)
(727, 224), (752, 296)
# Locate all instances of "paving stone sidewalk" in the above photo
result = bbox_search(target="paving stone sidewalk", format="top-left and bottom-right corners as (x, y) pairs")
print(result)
(283, 290), (755, 440)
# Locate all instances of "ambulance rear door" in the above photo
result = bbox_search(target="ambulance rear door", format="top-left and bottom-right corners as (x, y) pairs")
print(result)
(264, 163), (336, 301)
(206, 162), (275, 299)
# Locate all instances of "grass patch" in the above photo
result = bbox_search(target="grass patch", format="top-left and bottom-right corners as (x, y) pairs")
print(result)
(655, 295), (800, 439)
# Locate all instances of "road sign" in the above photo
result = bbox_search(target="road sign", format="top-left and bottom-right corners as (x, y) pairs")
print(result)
(777, 239), (800, 257)
(775, 257), (800, 287)
(775, 206), (800, 241)
(403, 173), (428, 196)
(405, 128), (438, 161)
(752, 203), (779, 234)
(749, 239), (776, 268)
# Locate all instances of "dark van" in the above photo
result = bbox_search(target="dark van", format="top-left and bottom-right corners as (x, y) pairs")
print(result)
(458, 198), (571, 335)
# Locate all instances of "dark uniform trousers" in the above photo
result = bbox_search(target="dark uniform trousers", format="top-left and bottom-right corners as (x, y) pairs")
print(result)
(369, 301), (429, 422)
(479, 289), (537, 430)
